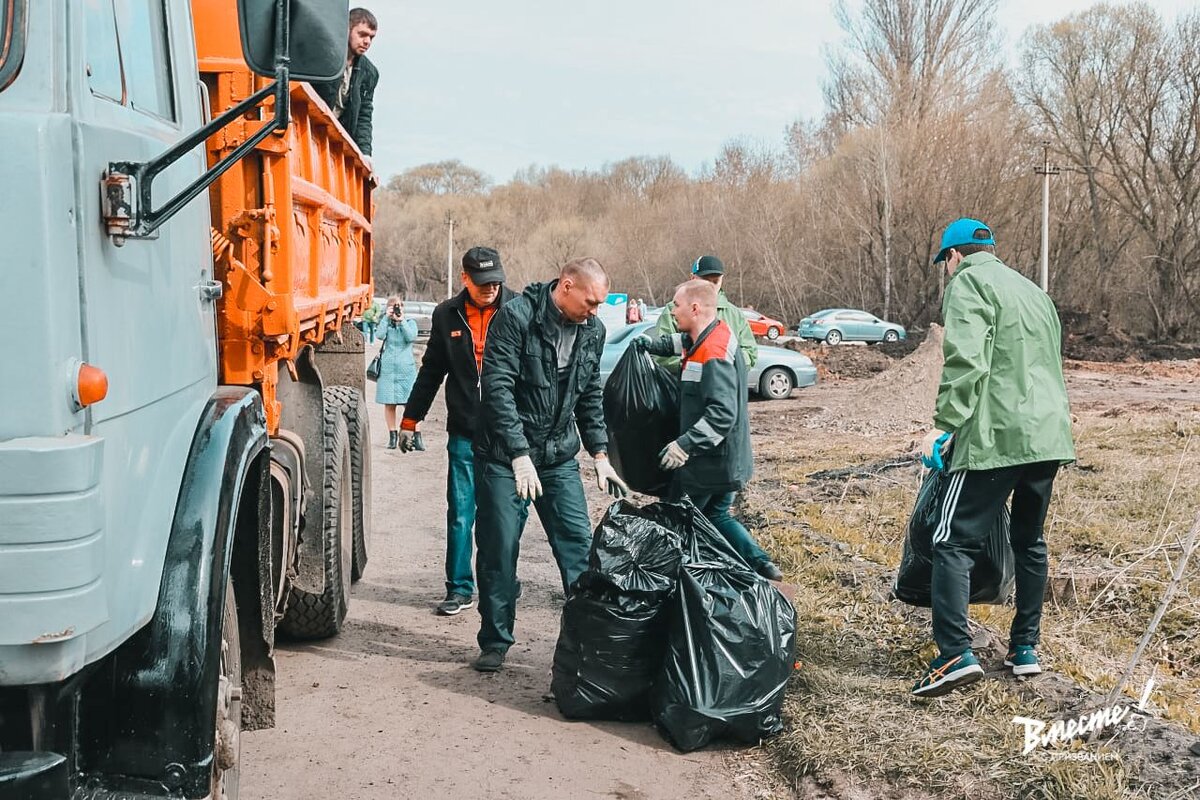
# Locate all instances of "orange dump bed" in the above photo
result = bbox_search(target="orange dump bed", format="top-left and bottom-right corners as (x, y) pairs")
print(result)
(193, 0), (373, 433)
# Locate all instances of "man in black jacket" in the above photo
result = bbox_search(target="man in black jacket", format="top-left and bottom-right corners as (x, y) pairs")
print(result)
(401, 247), (518, 616)
(471, 258), (630, 671)
(313, 8), (379, 162)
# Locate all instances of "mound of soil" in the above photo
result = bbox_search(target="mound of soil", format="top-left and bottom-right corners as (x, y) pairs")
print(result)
(785, 341), (894, 380)
(1059, 308), (1200, 362)
(803, 326), (945, 434)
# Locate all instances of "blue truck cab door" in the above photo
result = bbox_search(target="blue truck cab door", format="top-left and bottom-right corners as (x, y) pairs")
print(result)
(0, 1), (216, 686)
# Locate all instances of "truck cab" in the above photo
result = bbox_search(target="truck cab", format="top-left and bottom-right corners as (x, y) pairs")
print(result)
(0, 2), (372, 797)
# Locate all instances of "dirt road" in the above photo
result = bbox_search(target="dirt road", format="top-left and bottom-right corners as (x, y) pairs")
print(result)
(241, 372), (782, 799)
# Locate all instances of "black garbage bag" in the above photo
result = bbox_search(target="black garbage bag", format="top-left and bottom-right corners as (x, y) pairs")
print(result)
(651, 505), (797, 752)
(893, 467), (1015, 607)
(603, 345), (679, 496)
(551, 501), (686, 720)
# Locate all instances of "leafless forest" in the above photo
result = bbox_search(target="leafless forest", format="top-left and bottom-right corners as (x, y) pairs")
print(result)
(372, 0), (1200, 340)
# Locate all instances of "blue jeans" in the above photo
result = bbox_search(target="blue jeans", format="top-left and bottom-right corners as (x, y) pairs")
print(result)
(475, 458), (588, 654)
(690, 492), (770, 568)
(445, 435), (477, 597)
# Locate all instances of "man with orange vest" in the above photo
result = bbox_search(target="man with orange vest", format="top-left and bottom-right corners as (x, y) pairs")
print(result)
(400, 247), (518, 616)
(636, 279), (783, 580)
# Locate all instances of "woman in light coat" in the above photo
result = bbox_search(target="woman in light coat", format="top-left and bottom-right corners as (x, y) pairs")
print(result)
(376, 296), (419, 448)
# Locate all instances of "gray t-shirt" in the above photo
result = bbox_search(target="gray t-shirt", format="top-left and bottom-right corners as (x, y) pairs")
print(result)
(548, 294), (581, 371)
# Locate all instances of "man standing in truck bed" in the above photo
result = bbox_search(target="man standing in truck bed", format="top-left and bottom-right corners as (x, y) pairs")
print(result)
(314, 7), (378, 163)
(400, 247), (518, 617)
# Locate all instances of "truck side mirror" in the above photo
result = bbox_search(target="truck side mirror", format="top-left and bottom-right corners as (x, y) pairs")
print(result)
(237, 0), (346, 82)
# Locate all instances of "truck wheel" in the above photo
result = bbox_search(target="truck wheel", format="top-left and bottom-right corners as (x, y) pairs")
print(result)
(279, 404), (353, 638)
(323, 385), (371, 582)
(214, 579), (242, 800)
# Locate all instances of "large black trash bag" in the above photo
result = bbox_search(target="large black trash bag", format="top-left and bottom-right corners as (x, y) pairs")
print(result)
(603, 346), (679, 496)
(893, 467), (1015, 607)
(651, 505), (797, 752)
(551, 501), (686, 720)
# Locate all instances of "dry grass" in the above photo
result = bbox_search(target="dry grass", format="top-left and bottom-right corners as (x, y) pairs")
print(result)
(743, 405), (1200, 799)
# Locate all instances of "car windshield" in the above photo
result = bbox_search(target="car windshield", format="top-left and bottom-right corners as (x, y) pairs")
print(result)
(0, 1), (26, 92)
(608, 323), (652, 345)
(809, 309), (837, 319)
(743, 309), (762, 320)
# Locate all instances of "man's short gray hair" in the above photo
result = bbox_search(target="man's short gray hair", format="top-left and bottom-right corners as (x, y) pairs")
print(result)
(561, 257), (609, 287)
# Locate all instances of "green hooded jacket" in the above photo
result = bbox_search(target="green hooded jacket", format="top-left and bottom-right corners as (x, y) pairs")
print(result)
(652, 290), (757, 374)
(934, 252), (1076, 472)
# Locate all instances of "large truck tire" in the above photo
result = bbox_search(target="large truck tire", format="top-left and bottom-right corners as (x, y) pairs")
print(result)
(214, 578), (242, 800)
(279, 401), (353, 638)
(323, 385), (371, 582)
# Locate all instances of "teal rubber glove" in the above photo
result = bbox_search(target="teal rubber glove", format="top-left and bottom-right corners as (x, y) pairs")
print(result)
(920, 431), (953, 470)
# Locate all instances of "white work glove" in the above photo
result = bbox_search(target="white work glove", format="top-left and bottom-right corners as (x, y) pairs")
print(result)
(920, 429), (953, 470)
(594, 456), (630, 499)
(398, 429), (425, 453)
(658, 440), (690, 471)
(512, 455), (543, 501)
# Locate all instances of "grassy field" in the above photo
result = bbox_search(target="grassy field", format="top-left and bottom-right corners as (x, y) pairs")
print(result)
(743, 395), (1200, 799)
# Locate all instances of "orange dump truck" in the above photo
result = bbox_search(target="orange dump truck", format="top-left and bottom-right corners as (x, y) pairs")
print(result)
(0, 1), (372, 796)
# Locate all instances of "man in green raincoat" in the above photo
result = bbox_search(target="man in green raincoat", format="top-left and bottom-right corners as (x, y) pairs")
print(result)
(912, 218), (1075, 698)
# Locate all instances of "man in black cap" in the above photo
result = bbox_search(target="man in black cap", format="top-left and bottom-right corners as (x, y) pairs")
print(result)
(400, 247), (519, 616)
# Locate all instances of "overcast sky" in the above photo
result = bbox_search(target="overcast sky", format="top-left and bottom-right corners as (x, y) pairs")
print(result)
(358, 0), (1196, 184)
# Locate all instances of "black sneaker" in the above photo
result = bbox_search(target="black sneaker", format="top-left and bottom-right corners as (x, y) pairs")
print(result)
(472, 649), (505, 672)
(436, 593), (474, 616)
(755, 561), (784, 581)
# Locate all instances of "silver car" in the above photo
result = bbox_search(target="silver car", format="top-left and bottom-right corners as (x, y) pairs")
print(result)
(601, 322), (817, 400)
(402, 300), (437, 337)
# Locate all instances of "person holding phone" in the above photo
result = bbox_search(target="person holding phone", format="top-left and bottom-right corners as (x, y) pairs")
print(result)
(376, 295), (419, 449)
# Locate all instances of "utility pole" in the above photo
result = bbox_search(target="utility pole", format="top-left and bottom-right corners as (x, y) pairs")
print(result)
(444, 214), (455, 300)
(1034, 141), (1060, 293)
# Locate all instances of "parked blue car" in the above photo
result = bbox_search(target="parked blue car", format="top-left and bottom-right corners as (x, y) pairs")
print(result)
(795, 308), (906, 345)
(601, 322), (818, 400)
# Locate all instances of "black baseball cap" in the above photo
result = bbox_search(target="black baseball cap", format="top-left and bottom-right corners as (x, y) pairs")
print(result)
(462, 246), (506, 284)
(691, 255), (724, 277)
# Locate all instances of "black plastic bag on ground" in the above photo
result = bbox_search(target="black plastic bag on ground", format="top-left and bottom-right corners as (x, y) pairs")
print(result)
(551, 501), (686, 720)
(893, 467), (1015, 607)
(650, 505), (797, 752)
(603, 346), (679, 497)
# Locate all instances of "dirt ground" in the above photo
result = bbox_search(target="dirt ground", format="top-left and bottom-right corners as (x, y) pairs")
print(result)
(239, 344), (793, 800)
(241, 335), (1200, 799)
(743, 344), (1200, 799)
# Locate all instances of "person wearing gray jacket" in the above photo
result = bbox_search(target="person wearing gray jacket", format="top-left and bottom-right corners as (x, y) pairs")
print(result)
(637, 279), (782, 580)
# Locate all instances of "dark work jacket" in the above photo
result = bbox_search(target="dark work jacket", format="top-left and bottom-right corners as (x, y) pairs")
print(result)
(646, 319), (753, 494)
(477, 281), (608, 467)
(312, 54), (378, 155)
(402, 287), (518, 440)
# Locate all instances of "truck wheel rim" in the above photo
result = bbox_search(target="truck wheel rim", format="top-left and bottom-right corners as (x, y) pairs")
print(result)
(214, 598), (241, 798)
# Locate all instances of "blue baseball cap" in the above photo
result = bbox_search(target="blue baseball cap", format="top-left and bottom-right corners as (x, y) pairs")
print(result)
(934, 218), (994, 264)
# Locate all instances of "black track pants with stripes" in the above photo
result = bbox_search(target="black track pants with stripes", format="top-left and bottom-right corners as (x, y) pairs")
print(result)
(931, 460), (1060, 656)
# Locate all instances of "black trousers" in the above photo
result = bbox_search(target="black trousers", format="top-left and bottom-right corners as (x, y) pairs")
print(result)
(931, 460), (1060, 656)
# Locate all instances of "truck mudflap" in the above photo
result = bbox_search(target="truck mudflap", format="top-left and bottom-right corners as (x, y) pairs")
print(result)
(74, 387), (268, 798)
